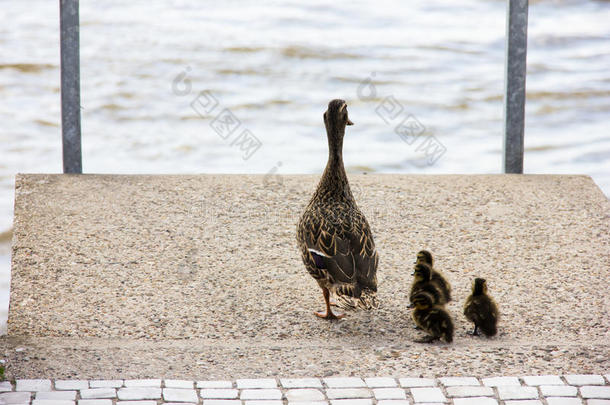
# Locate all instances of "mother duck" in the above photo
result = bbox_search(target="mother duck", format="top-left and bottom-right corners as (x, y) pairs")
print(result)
(297, 99), (379, 320)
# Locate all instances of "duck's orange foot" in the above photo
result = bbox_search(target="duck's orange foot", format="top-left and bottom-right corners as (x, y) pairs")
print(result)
(314, 310), (344, 320)
(414, 335), (439, 344)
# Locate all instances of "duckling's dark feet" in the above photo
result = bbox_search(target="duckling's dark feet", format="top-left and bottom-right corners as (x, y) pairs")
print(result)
(414, 335), (439, 344)
(314, 310), (344, 320)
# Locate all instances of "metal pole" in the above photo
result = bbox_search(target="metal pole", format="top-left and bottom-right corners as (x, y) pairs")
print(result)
(502, 0), (528, 174)
(60, 0), (82, 173)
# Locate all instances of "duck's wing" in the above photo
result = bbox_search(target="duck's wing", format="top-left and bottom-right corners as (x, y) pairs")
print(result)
(300, 210), (358, 287)
(346, 210), (378, 290)
(300, 203), (378, 294)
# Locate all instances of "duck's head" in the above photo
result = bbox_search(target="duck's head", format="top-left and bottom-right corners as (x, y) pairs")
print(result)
(409, 291), (434, 309)
(324, 99), (353, 136)
(472, 277), (488, 295)
(415, 250), (433, 266)
(411, 263), (432, 282)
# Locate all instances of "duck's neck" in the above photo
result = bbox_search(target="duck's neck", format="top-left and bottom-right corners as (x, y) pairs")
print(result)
(317, 127), (352, 200)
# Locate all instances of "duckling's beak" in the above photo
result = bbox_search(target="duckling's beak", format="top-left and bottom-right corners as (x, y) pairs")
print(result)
(346, 118), (354, 126)
(411, 271), (415, 275)
(407, 303), (414, 309)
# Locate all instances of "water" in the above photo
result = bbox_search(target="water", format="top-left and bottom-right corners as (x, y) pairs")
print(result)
(0, 0), (609, 333)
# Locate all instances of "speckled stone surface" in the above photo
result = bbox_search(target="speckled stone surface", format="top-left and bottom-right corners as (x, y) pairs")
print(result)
(2, 174), (609, 378)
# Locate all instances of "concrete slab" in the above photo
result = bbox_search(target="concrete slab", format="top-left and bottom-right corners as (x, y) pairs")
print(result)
(2, 174), (609, 378)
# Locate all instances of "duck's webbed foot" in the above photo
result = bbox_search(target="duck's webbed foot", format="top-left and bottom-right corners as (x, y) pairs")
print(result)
(314, 309), (344, 320)
(414, 335), (439, 344)
(315, 287), (344, 320)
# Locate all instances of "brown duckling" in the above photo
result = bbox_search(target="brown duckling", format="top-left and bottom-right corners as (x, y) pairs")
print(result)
(409, 291), (454, 343)
(464, 277), (498, 337)
(415, 250), (452, 302)
(410, 263), (448, 305)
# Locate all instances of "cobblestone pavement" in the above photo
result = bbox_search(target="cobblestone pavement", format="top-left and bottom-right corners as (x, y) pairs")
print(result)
(0, 375), (609, 405)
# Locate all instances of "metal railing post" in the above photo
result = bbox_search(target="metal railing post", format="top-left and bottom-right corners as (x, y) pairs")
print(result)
(502, 0), (528, 174)
(60, 0), (82, 174)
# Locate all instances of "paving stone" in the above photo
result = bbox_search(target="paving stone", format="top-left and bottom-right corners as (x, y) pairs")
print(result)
(0, 382), (13, 392)
(79, 389), (117, 399)
(55, 381), (89, 391)
(32, 400), (75, 405)
(240, 389), (282, 400)
(329, 400), (372, 405)
(565, 375), (605, 386)
(162, 388), (198, 403)
(16, 380), (52, 392)
(165, 402), (197, 405)
(116, 388), (161, 400)
(326, 389), (372, 399)
(324, 378), (366, 388)
(504, 401), (543, 405)
(78, 400), (113, 405)
(244, 401), (284, 405)
(164, 380), (194, 389)
(236, 379), (277, 389)
(202, 401), (242, 405)
(376, 401), (411, 405)
(398, 379), (436, 388)
(413, 403), (444, 405)
(546, 398), (583, 405)
(410, 387), (446, 403)
(365, 378), (397, 388)
(497, 386), (539, 400)
(541, 386), (579, 396)
(281, 379), (323, 389)
(90, 381), (123, 389)
(285, 389), (325, 401)
(581, 386), (610, 399)
(287, 402), (328, 405)
(482, 377), (521, 387)
(453, 398), (498, 405)
(522, 376), (564, 386)
(0, 392), (32, 404)
(36, 391), (77, 400)
(439, 377), (480, 386)
(446, 386), (494, 397)
(197, 381), (233, 389)
(123, 380), (161, 388)
(587, 400), (610, 405)
(200, 389), (239, 399)
(115, 401), (157, 405)
(373, 388), (406, 400)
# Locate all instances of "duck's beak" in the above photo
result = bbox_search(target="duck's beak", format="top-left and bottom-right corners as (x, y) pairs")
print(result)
(346, 118), (354, 126)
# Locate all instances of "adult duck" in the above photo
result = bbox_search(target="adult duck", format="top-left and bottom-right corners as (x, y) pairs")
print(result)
(297, 99), (379, 320)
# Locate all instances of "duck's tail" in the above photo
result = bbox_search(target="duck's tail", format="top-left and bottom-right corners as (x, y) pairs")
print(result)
(334, 288), (379, 310)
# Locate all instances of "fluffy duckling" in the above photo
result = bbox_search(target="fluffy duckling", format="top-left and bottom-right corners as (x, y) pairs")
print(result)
(464, 277), (498, 337)
(409, 291), (454, 343)
(410, 263), (448, 305)
(415, 250), (452, 302)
